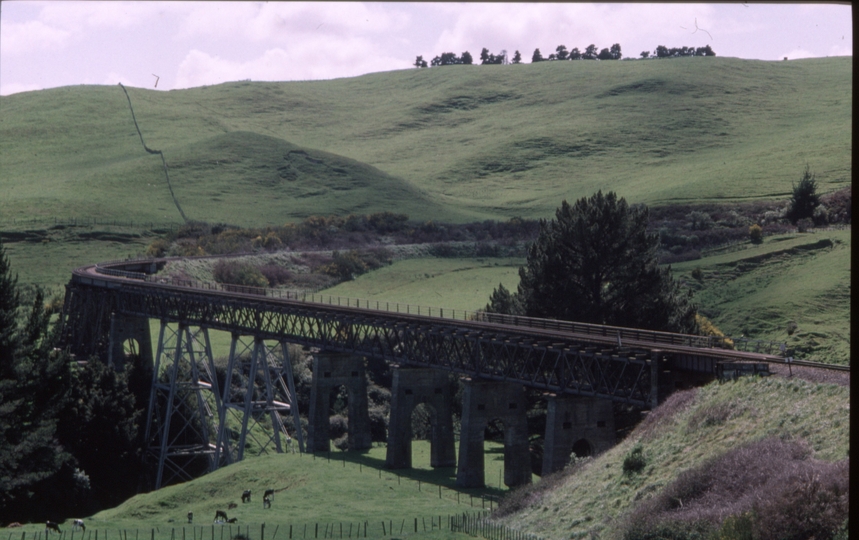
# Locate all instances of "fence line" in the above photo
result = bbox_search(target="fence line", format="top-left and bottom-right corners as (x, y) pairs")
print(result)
(8, 512), (540, 540)
(3, 216), (180, 231)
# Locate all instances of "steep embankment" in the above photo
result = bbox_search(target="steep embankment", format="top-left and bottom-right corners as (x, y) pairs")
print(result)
(495, 374), (849, 539)
(0, 57), (851, 225)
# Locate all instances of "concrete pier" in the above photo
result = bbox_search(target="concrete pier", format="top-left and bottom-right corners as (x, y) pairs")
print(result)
(307, 351), (371, 452)
(385, 366), (456, 469)
(542, 394), (615, 476)
(456, 378), (531, 488)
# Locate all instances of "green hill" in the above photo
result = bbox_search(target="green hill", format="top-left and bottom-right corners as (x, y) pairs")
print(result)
(0, 57), (851, 226)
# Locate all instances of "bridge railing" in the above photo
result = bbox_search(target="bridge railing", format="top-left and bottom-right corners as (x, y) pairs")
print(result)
(93, 261), (786, 356)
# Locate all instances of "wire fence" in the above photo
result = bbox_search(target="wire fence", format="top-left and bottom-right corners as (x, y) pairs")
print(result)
(5, 512), (540, 540)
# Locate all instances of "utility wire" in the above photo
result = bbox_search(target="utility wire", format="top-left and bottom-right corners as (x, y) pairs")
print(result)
(118, 83), (189, 223)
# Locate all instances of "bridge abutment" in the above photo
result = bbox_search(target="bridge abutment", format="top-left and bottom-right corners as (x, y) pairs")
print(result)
(456, 378), (531, 488)
(385, 366), (455, 469)
(308, 351), (371, 452)
(542, 394), (615, 476)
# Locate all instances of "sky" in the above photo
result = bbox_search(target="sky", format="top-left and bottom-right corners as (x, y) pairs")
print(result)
(0, 2), (852, 96)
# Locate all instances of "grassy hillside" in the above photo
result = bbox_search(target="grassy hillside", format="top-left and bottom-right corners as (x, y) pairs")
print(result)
(495, 375), (849, 539)
(673, 229), (851, 364)
(0, 441), (513, 537)
(0, 57), (851, 226)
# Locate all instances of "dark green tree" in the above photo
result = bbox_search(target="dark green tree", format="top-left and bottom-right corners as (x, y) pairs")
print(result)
(460, 51), (473, 65)
(610, 43), (622, 59)
(555, 45), (569, 60)
(0, 246), (76, 522)
(597, 47), (613, 60)
(583, 44), (598, 59)
(56, 358), (145, 510)
(531, 48), (543, 62)
(512, 50), (522, 64)
(480, 47), (490, 64)
(413, 55), (428, 68)
(0, 239), (18, 380)
(484, 283), (523, 315)
(488, 192), (698, 334)
(786, 165), (821, 224)
(569, 47), (582, 60)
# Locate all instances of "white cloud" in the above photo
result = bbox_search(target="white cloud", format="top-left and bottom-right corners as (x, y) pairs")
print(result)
(178, 2), (409, 45)
(38, 1), (170, 30)
(0, 20), (71, 55)
(174, 42), (402, 88)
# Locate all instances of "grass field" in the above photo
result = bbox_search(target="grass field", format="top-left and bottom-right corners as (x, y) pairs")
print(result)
(0, 57), (851, 227)
(0, 441), (520, 539)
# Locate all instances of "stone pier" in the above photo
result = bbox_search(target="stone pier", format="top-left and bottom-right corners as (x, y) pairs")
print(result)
(108, 312), (153, 371)
(385, 366), (456, 469)
(542, 394), (615, 476)
(307, 351), (371, 452)
(456, 378), (531, 488)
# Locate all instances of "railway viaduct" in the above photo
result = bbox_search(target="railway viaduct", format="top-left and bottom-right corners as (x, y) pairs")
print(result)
(61, 258), (791, 490)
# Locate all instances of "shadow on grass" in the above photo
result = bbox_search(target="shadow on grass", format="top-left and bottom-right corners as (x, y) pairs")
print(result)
(304, 446), (508, 501)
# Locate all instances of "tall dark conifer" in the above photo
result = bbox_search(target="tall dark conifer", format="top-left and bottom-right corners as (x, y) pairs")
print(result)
(487, 192), (698, 334)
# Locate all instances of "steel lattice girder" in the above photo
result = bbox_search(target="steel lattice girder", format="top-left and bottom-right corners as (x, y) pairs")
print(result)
(71, 281), (654, 407)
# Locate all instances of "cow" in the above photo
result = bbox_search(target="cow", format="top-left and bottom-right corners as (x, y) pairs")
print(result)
(263, 489), (275, 500)
(263, 495), (271, 509)
(187, 512), (193, 524)
(73, 520), (86, 532)
(214, 510), (228, 522)
(241, 490), (251, 503)
(46, 522), (62, 534)
(227, 518), (238, 524)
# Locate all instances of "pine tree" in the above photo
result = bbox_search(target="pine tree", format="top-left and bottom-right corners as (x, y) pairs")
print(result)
(786, 164), (821, 224)
(488, 192), (698, 334)
(0, 239), (19, 380)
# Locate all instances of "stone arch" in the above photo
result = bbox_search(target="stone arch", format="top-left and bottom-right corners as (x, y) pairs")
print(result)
(571, 438), (593, 458)
(455, 379), (531, 488)
(307, 351), (371, 452)
(385, 366), (455, 469)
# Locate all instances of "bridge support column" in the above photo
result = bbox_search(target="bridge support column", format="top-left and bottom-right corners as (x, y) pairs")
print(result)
(385, 366), (455, 469)
(308, 351), (371, 452)
(542, 395), (615, 476)
(108, 312), (153, 371)
(456, 379), (530, 488)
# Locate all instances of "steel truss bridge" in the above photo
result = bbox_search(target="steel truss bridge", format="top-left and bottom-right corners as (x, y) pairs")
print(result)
(61, 257), (838, 487)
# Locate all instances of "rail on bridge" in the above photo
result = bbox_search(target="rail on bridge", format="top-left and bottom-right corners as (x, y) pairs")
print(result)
(61, 257), (802, 489)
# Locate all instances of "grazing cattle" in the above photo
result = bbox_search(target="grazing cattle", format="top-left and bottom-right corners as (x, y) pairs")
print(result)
(227, 502), (238, 510)
(46, 522), (62, 534)
(214, 510), (228, 522)
(241, 490), (251, 503)
(227, 518), (238, 524)
(73, 520), (86, 532)
(187, 512), (193, 524)
(263, 489), (275, 500)
(263, 495), (271, 509)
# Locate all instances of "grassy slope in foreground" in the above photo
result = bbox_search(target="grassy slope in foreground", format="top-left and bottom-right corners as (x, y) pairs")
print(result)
(0, 57), (851, 225)
(497, 375), (849, 540)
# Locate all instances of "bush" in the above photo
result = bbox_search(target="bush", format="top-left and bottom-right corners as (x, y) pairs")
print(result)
(212, 260), (269, 288)
(796, 217), (814, 233)
(786, 165), (820, 224)
(748, 224), (763, 244)
(691, 267), (703, 281)
(623, 444), (647, 474)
